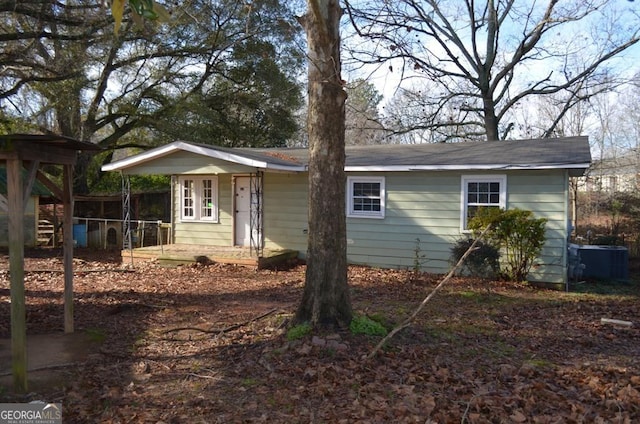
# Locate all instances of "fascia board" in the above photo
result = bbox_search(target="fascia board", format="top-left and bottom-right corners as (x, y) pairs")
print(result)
(101, 142), (186, 171)
(102, 141), (305, 172)
(345, 163), (591, 172)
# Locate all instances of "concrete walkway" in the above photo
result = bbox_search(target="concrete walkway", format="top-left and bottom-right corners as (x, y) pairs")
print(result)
(0, 332), (98, 393)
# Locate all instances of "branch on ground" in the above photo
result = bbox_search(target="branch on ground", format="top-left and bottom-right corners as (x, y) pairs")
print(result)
(366, 225), (492, 360)
(162, 308), (278, 337)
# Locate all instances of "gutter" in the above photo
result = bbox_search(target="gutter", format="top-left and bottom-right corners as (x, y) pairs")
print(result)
(345, 162), (591, 172)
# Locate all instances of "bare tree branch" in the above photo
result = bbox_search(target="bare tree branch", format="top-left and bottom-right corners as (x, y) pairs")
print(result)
(345, 0), (640, 142)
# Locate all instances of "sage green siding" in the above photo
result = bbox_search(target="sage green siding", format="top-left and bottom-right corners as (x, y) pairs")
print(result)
(165, 168), (569, 284)
(122, 151), (257, 175)
(263, 173), (309, 253)
(170, 172), (310, 250)
(172, 174), (234, 245)
(345, 172), (461, 271)
(507, 170), (569, 284)
(342, 170), (568, 284)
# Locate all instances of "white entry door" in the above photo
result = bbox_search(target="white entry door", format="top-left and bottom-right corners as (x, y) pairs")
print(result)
(234, 177), (251, 246)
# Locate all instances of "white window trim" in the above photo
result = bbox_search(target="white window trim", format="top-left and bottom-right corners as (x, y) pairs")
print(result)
(178, 175), (219, 222)
(347, 176), (385, 219)
(460, 174), (507, 232)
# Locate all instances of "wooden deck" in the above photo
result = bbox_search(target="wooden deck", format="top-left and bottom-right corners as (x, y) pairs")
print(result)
(120, 244), (299, 269)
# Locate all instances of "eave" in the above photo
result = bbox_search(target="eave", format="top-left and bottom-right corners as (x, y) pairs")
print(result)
(102, 141), (306, 173)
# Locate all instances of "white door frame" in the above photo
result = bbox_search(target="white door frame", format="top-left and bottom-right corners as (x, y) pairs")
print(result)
(233, 174), (263, 250)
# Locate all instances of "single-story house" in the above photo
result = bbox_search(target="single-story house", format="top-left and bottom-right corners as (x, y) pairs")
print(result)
(102, 136), (591, 284)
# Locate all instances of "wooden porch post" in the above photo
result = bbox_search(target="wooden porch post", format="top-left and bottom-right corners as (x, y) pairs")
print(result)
(63, 164), (74, 333)
(7, 155), (27, 393)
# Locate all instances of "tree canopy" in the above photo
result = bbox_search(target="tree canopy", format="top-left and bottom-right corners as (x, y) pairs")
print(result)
(0, 0), (305, 192)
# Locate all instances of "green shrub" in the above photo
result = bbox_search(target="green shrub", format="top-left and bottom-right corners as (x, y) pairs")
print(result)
(350, 315), (388, 336)
(286, 323), (312, 341)
(469, 208), (547, 282)
(450, 238), (500, 279)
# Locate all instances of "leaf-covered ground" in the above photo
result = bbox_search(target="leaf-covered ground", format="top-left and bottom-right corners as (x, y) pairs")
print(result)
(1, 249), (639, 423)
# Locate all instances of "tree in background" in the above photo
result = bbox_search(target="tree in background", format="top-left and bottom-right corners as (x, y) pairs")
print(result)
(572, 79), (640, 239)
(345, 79), (385, 144)
(288, 78), (385, 147)
(0, 0), (304, 193)
(148, 38), (303, 148)
(344, 0), (640, 142)
(381, 84), (472, 144)
(510, 91), (598, 232)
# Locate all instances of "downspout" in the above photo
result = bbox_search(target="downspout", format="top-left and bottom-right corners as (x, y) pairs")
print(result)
(564, 170), (569, 292)
(170, 175), (176, 244)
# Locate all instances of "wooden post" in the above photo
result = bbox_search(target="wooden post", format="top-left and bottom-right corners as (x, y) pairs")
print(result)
(23, 160), (39, 210)
(53, 203), (58, 247)
(63, 164), (74, 333)
(7, 155), (27, 393)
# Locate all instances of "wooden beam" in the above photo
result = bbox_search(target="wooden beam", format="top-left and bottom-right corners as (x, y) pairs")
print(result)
(0, 142), (78, 165)
(7, 156), (27, 393)
(36, 170), (64, 200)
(63, 164), (74, 333)
(23, 160), (40, 212)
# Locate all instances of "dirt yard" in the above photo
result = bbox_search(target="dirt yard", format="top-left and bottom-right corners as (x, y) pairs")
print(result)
(1, 248), (639, 423)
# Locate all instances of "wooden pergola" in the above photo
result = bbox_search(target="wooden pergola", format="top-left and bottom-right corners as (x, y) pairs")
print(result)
(0, 134), (100, 393)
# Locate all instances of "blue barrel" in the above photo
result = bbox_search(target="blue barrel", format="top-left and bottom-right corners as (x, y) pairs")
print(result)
(73, 224), (87, 247)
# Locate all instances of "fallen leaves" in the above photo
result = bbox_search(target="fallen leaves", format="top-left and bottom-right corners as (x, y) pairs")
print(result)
(0, 248), (638, 423)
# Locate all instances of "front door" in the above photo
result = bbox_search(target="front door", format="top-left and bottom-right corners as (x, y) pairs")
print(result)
(234, 176), (251, 246)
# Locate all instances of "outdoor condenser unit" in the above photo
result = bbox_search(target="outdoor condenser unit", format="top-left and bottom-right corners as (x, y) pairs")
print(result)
(570, 244), (629, 281)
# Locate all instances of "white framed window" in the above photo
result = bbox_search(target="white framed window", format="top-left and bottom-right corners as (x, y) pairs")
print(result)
(461, 175), (506, 231)
(347, 176), (385, 219)
(179, 176), (218, 222)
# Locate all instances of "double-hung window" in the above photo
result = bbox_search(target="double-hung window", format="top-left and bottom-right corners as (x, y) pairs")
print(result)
(461, 175), (506, 231)
(347, 176), (385, 219)
(179, 176), (218, 222)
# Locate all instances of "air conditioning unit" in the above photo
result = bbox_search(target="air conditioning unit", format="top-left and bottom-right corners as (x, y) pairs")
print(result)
(569, 244), (629, 281)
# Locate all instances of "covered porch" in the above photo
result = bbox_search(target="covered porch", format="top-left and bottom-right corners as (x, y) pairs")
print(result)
(121, 244), (299, 269)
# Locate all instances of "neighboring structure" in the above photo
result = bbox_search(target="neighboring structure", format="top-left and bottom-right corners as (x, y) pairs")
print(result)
(0, 166), (53, 247)
(577, 152), (640, 193)
(102, 136), (591, 285)
(73, 191), (170, 249)
(75, 190), (170, 222)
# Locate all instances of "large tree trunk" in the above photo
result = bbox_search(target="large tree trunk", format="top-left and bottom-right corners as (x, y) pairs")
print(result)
(482, 95), (499, 141)
(72, 152), (91, 195)
(295, 0), (352, 329)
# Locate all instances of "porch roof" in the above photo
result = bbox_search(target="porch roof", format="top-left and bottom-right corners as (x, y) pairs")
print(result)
(102, 136), (591, 175)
